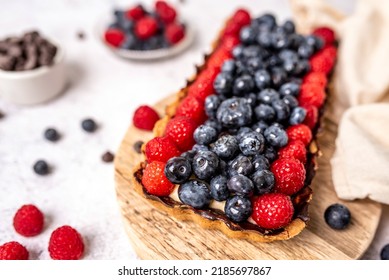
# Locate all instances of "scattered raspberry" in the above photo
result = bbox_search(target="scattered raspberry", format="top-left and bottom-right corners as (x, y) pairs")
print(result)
(48, 225), (84, 260)
(125, 5), (145, 21)
(188, 68), (219, 101)
(0, 241), (29, 260)
(165, 23), (185, 44)
(278, 140), (307, 164)
(104, 28), (125, 47)
(175, 95), (207, 125)
(165, 116), (197, 151)
(142, 161), (175, 196)
(145, 136), (181, 162)
(134, 16), (158, 40)
(286, 124), (312, 146)
(207, 47), (233, 71)
(298, 83), (326, 108)
(155, 1), (177, 24)
(310, 45), (337, 74)
(303, 105), (319, 130)
(251, 193), (294, 230)
(133, 105), (160, 131)
(232, 8), (251, 27)
(303, 72), (327, 88)
(271, 158), (306, 195)
(313, 27), (335, 46)
(13, 204), (44, 237)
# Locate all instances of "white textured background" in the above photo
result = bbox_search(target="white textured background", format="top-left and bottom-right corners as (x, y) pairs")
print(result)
(0, 0), (387, 260)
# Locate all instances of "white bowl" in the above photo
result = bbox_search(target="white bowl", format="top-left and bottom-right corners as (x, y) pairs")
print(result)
(0, 44), (66, 105)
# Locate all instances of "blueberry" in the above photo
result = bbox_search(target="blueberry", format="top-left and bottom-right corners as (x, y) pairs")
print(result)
(210, 175), (229, 201)
(242, 45), (261, 59)
(256, 31), (272, 48)
(120, 33), (138, 49)
(380, 244), (389, 260)
(279, 82), (300, 97)
(218, 159), (228, 177)
(221, 59), (236, 74)
(81, 118), (97, 133)
(235, 60), (249, 75)
(306, 35), (324, 51)
(279, 49), (299, 62)
(192, 151), (219, 180)
(254, 69), (271, 90)
(244, 93), (257, 108)
(255, 13), (277, 30)
(205, 95), (222, 119)
(246, 57), (262, 74)
(251, 120), (268, 134)
(239, 132), (265, 156)
(237, 127), (253, 141)
(194, 125), (218, 145)
(33, 160), (50, 175)
(283, 95), (299, 108)
(264, 124), (288, 147)
(263, 145), (277, 162)
(271, 27), (290, 49)
(283, 20), (295, 34)
(251, 170), (275, 195)
(232, 45), (244, 59)
(240, 26), (257, 44)
(225, 196), (252, 223)
(270, 67), (287, 88)
(324, 203), (351, 230)
(233, 74), (255, 96)
(289, 107), (307, 125)
(204, 119), (222, 133)
(272, 99), (291, 121)
(180, 150), (196, 161)
(293, 59), (311, 76)
(192, 144), (209, 152)
(210, 134), (239, 160)
(227, 174), (254, 197)
(44, 128), (60, 142)
(258, 88), (280, 104)
(252, 155), (270, 171)
(216, 98), (253, 128)
(298, 43), (314, 58)
(228, 155), (253, 177)
(254, 104), (275, 122)
(178, 180), (211, 209)
(164, 157), (192, 184)
(213, 72), (233, 96)
(266, 54), (282, 69)
(119, 18), (134, 32)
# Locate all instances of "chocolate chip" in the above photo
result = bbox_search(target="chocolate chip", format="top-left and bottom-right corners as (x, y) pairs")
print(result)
(77, 31), (85, 40)
(0, 55), (15, 71)
(0, 110), (4, 119)
(133, 140), (144, 154)
(8, 45), (22, 58)
(24, 56), (38, 70)
(23, 31), (40, 43)
(102, 151), (115, 163)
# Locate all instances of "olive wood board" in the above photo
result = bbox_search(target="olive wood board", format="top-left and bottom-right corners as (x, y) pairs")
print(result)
(114, 94), (382, 260)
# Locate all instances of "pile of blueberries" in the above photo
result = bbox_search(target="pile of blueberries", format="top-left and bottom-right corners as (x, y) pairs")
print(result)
(164, 14), (324, 223)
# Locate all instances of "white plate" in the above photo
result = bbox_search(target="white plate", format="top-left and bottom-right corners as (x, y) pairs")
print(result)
(98, 13), (195, 61)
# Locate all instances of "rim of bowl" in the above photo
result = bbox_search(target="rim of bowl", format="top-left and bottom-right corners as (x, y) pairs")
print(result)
(0, 40), (64, 79)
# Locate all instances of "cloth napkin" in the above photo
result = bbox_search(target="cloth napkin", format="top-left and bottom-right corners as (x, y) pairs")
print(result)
(290, 0), (389, 204)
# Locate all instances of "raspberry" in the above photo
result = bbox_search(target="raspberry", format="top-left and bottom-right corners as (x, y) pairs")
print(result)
(155, 1), (177, 24)
(142, 161), (175, 196)
(278, 140), (307, 164)
(48, 225), (84, 260)
(175, 95), (207, 125)
(313, 27), (335, 46)
(232, 9), (251, 27)
(207, 47), (233, 71)
(104, 28), (125, 47)
(133, 105), (160, 131)
(188, 68), (219, 101)
(298, 83), (326, 108)
(165, 23), (185, 44)
(251, 193), (294, 230)
(303, 105), (319, 130)
(310, 45), (337, 74)
(0, 241), (29, 260)
(286, 124), (312, 146)
(221, 35), (240, 51)
(271, 158), (306, 195)
(223, 20), (241, 37)
(145, 136), (181, 162)
(303, 72), (327, 88)
(125, 5), (145, 21)
(134, 16), (158, 40)
(165, 116), (197, 151)
(13, 204), (44, 237)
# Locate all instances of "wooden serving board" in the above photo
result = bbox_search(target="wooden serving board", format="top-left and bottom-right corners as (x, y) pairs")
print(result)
(114, 94), (382, 260)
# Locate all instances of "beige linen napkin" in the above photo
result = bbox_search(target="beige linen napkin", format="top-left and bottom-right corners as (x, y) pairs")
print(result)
(290, 0), (389, 204)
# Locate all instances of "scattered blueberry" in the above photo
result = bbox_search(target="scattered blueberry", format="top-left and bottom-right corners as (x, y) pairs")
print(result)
(165, 157), (192, 184)
(324, 203), (351, 230)
(192, 151), (219, 180)
(178, 180), (211, 209)
(225, 196), (252, 223)
(81, 118), (97, 133)
(380, 244), (389, 260)
(133, 140), (144, 154)
(210, 175), (229, 201)
(44, 128), (60, 142)
(33, 160), (50, 176)
(193, 125), (218, 145)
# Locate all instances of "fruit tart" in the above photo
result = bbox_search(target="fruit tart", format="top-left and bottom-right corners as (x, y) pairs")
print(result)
(131, 9), (337, 242)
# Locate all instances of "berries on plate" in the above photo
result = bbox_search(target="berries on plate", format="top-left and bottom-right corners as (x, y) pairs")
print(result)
(104, 28), (125, 47)
(165, 23), (185, 44)
(142, 161), (175, 196)
(145, 136), (181, 162)
(0, 241), (29, 260)
(13, 204), (44, 237)
(155, 0), (177, 24)
(133, 105), (160, 131)
(165, 116), (197, 151)
(134, 16), (158, 40)
(271, 158), (306, 195)
(324, 203), (351, 230)
(48, 225), (84, 260)
(125, 4), (145, 21)
(251, 193), (294, 230)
